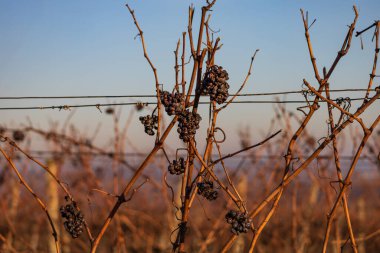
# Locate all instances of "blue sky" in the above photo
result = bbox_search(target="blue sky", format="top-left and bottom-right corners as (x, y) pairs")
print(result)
(0, 0), (379, 151)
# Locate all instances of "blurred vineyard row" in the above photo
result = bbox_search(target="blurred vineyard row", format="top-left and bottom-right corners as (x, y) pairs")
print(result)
(0, 104), (378, 252)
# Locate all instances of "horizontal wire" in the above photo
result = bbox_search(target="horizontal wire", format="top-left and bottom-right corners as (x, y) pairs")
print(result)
(0, 88), (376, 100)
(9, 149), (375, 161)
(0, 97), (378, 111)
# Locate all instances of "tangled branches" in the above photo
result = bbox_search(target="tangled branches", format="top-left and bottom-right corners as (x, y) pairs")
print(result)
(1, 2), (379, 253)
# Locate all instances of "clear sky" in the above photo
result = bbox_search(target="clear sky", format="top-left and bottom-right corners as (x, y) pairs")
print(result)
(0, 0), (379, 152)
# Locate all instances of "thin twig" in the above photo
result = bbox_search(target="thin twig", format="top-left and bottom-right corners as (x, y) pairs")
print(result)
(0, 147), (61, 253)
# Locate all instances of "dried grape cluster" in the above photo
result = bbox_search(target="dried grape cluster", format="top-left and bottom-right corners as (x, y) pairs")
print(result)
(60, 200), (84, 239)
(202, 65), (230, 104)
(139, 115), (158, 136)
(177, 109), (201, 142)
(225, 210), (252, 235)
(160, 91), (184, 116)
(197, 181), (218, 201)
(12, 130), (25, 142)
(168, 157), (186, 175)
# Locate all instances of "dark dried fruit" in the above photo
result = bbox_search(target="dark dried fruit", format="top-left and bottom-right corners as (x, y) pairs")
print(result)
(139, 115), (158, 136)
(202, 65), (230, 104)
(177, 109), (201, 142)
(135, 102), (145, 111)
(0, 127), (5, 135)
(105, 107), (114, 114)
(197, 181), (218, 201)
(160, 91), (184, 116)
(12, 130), (25, 142)
(60, 199), (84, 239)
(225, 210), (252, 235)
(336, 97), (344, 106)
(168, 157), (186, 175)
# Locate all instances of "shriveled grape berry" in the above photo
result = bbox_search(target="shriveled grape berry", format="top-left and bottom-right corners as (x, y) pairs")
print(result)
(139, 115), (158, 136)
(12, 130), (25, 142)
(202, 65), (230, 104)
(225, 210), (252, 235)
(168, 157), (186, 175)
(135, 102), (145, 111)
(60, 200), (84, 239)
(160, 91), (184, 116)
(197, 181), (218, 201)
(105, 107), (114, 115)
(177, 109), (201, 142)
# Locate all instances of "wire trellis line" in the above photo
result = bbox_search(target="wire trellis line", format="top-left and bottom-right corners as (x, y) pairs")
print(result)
(0, 88), (376, 100)
(8, 149), (376, 161)
(0, 97), (379, 111)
